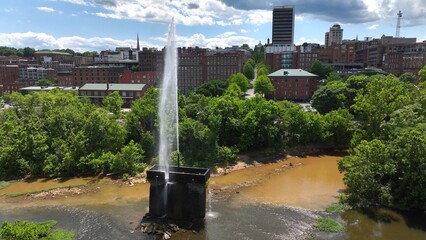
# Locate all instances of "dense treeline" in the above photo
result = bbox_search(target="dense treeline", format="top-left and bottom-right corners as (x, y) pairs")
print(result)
(328, 65), (426, 211)
(0, 75), (353, 180)
(0, 46), (98, 57)
(0, 46), (36, 57)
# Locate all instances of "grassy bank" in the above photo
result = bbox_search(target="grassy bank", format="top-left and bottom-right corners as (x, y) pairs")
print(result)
(0, 181), (9, 190)
(2, 184), (88, 198)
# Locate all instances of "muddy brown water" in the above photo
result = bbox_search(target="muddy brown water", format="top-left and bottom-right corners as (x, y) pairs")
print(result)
(1, 155), (425, 240)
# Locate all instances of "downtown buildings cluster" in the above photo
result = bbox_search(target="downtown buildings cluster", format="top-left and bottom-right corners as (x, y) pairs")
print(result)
(1, 5), (426, 106)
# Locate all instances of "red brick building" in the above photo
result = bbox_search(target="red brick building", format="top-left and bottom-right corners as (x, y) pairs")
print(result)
(138, 48), (164, 72)
(72, 66), (125, 86)
(119, 69), (159, 86)
(267, 69), (319, 101)
(34, 51), (74, 65)
(0, 65), (23, 94)
(293, 52), (318, 70)
(78, 83), (148, 107)
(177, 47), (248, 93)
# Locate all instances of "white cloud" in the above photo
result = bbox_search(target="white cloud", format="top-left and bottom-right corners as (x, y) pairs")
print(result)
(48, 0), (91, 6)
(361, 0), (426, 26)
(217, 32), (237, 38)
(154, 31), (258, 49)
(86, 0), (272, 27)
(295, 37), (323, 46)
(0, 32), (160, 52)
(37, 7), (55, 13)
(368, 24), (379, 30)
(295, 15), (304, 22)
(246, 10), (272, 25)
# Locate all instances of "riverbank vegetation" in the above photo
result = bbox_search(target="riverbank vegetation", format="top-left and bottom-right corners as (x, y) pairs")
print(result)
(1, 59), (425, 212)
(0, 77), (354, 180)
(315, 217), (345, 232)
(0, 220), (74, 240)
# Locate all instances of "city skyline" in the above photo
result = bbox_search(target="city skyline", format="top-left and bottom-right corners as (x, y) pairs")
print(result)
(0, 0), (425, 52)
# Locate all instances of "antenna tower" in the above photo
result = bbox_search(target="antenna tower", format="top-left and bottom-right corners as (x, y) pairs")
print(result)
(395, 10), (402, 38)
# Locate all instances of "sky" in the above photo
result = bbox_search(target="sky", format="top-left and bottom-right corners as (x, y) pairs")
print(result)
(0, 0), (425, 53)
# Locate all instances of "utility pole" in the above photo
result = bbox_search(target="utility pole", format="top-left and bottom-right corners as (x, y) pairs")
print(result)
(395, 10), (402, 38)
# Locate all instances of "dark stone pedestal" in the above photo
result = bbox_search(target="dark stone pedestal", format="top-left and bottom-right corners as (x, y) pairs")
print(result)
(146, 165), (210, 220)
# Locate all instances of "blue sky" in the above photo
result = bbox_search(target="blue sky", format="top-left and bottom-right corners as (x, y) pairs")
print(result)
(0, 0), (425, 52)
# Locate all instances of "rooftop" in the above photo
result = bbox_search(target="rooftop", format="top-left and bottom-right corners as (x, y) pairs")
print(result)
(79, 83), (146, 91)
(268, 69), (318, 78)
(20, 86), (78, 91)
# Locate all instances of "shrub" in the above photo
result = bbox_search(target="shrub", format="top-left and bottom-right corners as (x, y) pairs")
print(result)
(316, 217), (344, 232)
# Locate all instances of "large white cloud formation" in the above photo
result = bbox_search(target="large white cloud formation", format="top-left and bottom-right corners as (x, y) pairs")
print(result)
(0, 31), (258, 52)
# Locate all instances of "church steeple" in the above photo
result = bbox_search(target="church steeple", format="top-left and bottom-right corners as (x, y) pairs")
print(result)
(136, 33), (140, 51)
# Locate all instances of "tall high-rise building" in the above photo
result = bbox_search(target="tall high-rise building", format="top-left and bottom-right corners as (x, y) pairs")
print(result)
(272, 6), (295, 45)
(325, 24), (343, 47)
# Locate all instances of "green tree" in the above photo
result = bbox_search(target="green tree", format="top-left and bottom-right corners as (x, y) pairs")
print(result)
(35, 78), (53, 86)
(418, 65), (426, 82)
(102, 91), (123, 116)
(326, 71), (341, 83)
(224, 83), (243, 98)
(241, 43), (251, 51)
(399, 72), (416, 84)
(352, 74), (412, 136)
(252, 44), (265, 64)
(83, 51), (98, 57)
(243, 62), (255, 80)
(257, 63), (270, 76)
(246, 58), (256, 68)
(308, 60), (335, 79)
(179, 118), (217, 167)
(203, 95), (243, 147)
(0, 220), (74, 240)
(111, 140), (146, 174)
(125, 87), (158, 143)
(311, 81), (349, 114)
(338, 139), (394, 208)
(23, 47), (36, 57)
(228, 73), (250, 92)
(254, 75), (275, 95)
(322, 109), (354, 147)
(239, 96), (283, 150)
(195, 80), (228, 97)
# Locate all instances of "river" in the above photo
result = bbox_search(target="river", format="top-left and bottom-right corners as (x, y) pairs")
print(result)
(1, 154), (425, 239)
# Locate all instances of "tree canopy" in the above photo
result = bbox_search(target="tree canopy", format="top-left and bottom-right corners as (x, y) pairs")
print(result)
(308, 60), (335, 79)
(243, 62), (255, 80)
(254, 75), (275, 95)
(228, 73), (250, 92)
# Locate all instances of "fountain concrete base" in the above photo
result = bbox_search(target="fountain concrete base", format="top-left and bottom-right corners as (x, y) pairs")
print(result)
(146, 165), (210, 220)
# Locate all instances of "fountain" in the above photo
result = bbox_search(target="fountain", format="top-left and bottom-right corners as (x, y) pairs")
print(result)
(145, 18), (210, 221)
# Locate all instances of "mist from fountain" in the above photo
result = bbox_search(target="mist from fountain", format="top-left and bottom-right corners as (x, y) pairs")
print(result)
(158, 18), (179, 180)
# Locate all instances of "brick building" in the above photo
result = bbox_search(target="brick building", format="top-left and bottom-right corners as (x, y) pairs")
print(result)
(18, 67), (57, 86)
(206, 49), (247, 82)
(267, 69), (319, 101)
(34, 51), (74, 65)
(78, 83), (147, 107)
(0, 65), (22, 94)
(178, 47), (207, 93)
(119, 69), (159, 86)
(138, 48), (164, 72)
(72, 66), (125, 86)
(293, 47), (318, 70)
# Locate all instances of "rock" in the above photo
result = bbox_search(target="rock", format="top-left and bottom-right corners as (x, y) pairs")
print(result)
(163, 231), (171, 240)
(145, 224), (153, 234)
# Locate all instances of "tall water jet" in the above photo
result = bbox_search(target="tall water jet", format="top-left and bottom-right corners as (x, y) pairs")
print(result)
(158, 18), (179, 180)
(146, 18), (210, 222)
